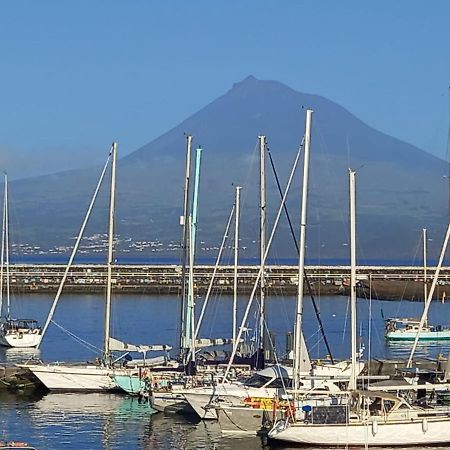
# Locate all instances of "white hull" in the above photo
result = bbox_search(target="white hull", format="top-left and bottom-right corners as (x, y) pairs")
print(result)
(386, 330), (450, 341)
(181, 385), (279, 420)
(0, 331), (42, 348)
(269, 417), (450, 446)
(20, 363), (120, 391)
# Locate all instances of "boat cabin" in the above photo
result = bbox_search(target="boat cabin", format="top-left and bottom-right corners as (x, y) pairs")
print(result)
(385, 318), (429, 334)
(1, 319), (41, 334)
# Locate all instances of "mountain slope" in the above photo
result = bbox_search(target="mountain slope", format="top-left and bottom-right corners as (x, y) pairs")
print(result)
(6, 76), (448, 262)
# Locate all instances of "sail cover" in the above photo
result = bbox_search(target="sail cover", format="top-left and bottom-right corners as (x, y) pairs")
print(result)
(195, 337), (233, 348)
(109, 337), (172, 353)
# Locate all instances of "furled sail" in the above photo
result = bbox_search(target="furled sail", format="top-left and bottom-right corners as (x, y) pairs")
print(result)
(194, 337), (233, 348)
(108, 337), (172, 353)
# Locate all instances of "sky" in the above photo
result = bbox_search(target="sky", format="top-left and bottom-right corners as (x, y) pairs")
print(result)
(0, 1), (449, 179)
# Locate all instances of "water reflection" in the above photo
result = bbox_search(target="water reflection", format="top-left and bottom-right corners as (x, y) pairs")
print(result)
(28, 393), (155, 449)
(385, 340), (449, 360)
(19, 392), (267, 450)
(5, 390), (450, 449)
(1, 347), (41, 364)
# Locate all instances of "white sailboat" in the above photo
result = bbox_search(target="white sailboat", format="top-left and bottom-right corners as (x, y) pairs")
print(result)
(21, 143), (168, 391)
(269, 170), (450, 446)
(385, 229), (450, 341)
(0, 173), (42, 348)
(20, 143), (119, 391)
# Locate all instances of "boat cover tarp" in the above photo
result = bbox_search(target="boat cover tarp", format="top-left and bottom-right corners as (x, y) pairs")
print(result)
(109, 337), (172, 353)
(195, 337), (233, 348)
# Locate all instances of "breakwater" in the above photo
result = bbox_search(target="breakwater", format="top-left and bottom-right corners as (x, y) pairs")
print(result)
(4, 264), (450, 298)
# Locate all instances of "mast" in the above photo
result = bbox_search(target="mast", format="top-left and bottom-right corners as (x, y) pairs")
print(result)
(184, 147), (202, 369)
(37, 151), (112, 348)
(233, 185), (242, 343)
(267, 145), (334, 363)
(103, 142), (117, 360)
(258, 135), (266, 359)
(349, 168), (358, 391)
(222, 138), (305, 383)
(0, 174), (6, 318)
(423, 228), (428, 303)
(179, 135), (192, 355)
(4, 173), (9, 319)
(293, 109), (313, 392)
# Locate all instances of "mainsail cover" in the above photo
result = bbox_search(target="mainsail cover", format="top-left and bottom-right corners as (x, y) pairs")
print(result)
(195, 338), (233, 348)
(109, 337), (172, 353)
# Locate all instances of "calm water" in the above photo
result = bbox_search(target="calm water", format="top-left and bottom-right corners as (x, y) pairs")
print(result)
(2, 292), (450, 449)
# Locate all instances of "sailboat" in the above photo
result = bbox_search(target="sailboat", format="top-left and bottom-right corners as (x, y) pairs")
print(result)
(0, 173), (42, 348)
(269, 170), (450, 446)
(385, 229), (450, 341)
(21, 143), (170, 391)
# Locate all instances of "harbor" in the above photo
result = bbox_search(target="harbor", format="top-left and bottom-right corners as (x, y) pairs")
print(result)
(2, 292), (450, 449)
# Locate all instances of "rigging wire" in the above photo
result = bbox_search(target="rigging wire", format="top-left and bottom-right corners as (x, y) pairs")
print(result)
(37, 149), (112, 349)
(50, 319), (102, 354)
(221, 131), (304, 383)
(267, 144), (335, 363)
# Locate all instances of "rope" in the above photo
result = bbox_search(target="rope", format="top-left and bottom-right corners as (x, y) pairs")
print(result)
(50, 320), (102, 354)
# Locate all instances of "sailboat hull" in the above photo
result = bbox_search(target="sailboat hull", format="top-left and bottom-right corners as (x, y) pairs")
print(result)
(386, 331), (450, 341)
(113, 374), (145, 395)
(20, 364), (121, 391)
(269, 418), (450, 446)
(0, 331), (42, 348)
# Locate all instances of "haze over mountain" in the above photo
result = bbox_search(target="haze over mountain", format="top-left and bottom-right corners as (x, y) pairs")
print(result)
(6, 76), (449, 263)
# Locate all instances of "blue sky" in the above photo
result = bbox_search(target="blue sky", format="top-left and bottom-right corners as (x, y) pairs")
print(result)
(0, 1), (449, 178)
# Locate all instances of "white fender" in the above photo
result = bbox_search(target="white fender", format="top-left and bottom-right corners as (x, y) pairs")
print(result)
(422, 418), (428, 433)
(372, 419), (378, 436)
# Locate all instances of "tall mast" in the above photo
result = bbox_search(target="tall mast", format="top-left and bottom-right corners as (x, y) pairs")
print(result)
(423, 228), (428, 304)
(349, 168), (357, 391)
(233, 185), (242, 343)
(103, 142), (117, 360)
(37, 151), (112, 349)
(185, 147), (202, 368)
(293, 109), (313, 392)
(179, 135), (192, 354)
(0, 174), (6, 318)
(222, 138), (306, 383)
(0, 173), (9, 319)
(258, 135), (266, 357)
(4, 173), (9, 318)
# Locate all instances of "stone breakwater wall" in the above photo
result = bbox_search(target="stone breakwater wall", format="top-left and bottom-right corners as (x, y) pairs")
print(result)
(2, 264), (450, 298)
